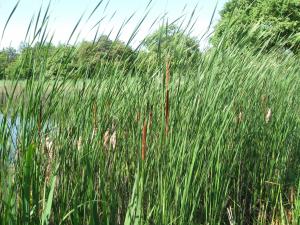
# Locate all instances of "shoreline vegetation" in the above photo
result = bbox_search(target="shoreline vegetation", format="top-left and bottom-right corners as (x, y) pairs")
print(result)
(0, 0), (300, 224)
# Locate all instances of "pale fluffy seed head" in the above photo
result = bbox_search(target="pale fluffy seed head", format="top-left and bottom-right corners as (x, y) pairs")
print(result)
(265, 108), (272, 123)
(234, 111), (243, 124)
(77, 136), (83, 151)
(227, 206), (235, 225)
(238, 111), (243, 123)
(103, 129), (110, 149)
(91, 127), (98, 140)
(110, 130), (116, 150)
(45, 136), (53, 153)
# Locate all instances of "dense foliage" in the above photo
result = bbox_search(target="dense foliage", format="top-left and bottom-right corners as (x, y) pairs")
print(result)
(0, 47), (17, 79)
(211, 0), (300, 53)
(0, 26), (200, 80)
(144, 24), (201, 68)
(1, 36), (136, 79)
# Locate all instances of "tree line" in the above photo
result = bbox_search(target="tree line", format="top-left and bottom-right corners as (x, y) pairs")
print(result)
(0, 25), (201, 79)
(0, 0), (299, 79)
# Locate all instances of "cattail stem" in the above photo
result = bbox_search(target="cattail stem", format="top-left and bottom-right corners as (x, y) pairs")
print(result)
(166, 60), (170, 91)
(92, 101), (98, 132)
(142, 120), (147, 161)
(38, 101), (42, 146)
(165, 60), (170, 135)
(165, 90), (169, 135)
(149, 110), (153, 130)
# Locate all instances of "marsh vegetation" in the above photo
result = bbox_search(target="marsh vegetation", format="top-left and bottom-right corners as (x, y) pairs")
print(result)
(0, 0), (300, 224)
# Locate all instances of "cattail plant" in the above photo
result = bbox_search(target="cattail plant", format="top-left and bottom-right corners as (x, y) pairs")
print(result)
(165, 59), (170, 135)
(110, 124), (117, 150)
(287, 187), (295, 223)
(92, 127), (97, 140)
(239, 111), (243, 122)
(45, 136), (53, 152)
(142, 119), (147, 161)
(257, 204), (267, 223)
(38, 101), (43, 146)
(2, 3), (300, 224)
(149, 110), (153, 130)
(77, 136), (83, 151)
(103, 129), (110, 150)
(102, 123), (117, 150)
(235, 111), (243, 124)
(92, 101), (98, 139)
(45, 135), (54, 184)
(261, 95), (268, 106)
(265, 108), (272, 123)
(227, 206), (235, 225)
(135, 111), (141, 123)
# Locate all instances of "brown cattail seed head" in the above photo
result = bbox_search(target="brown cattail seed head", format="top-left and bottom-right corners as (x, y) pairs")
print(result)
(142, 120), (147, 161)
(165, 59), (170, 136)
(236, 111), (243, 124)
(166, 60), (170, 90)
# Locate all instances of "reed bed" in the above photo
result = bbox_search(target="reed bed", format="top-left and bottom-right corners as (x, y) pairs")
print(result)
(0, 2), (300, 225)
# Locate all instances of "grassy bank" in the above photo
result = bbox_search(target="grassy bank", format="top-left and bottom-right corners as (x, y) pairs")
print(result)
(0, 80), (89, 108)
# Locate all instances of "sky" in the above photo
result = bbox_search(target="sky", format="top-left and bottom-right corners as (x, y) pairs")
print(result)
(0, 0), (228, 50)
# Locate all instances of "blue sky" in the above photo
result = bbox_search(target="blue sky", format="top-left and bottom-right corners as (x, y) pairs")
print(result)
(0, 0), (228, 49)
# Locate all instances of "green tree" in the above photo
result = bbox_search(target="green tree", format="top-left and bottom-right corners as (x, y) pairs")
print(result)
(75, 35), (136, 77)
(6, 43), (55, 79)
(0, 47), (18, 79)
(143, 24), (201, 67)
(46, 44), (76, 78)
(0, 51), (8, 79)
(211, 0), (300, 53)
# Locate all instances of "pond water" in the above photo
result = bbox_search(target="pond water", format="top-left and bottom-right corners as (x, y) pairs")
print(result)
(0, 113), (21, 163)
(1, 112), (53, 155)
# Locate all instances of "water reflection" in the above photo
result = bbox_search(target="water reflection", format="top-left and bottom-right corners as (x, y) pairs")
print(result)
(0, 113), (19, 161)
